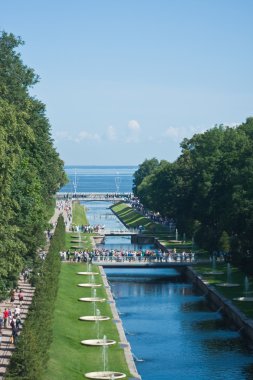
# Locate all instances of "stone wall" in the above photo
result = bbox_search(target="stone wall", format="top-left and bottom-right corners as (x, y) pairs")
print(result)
(184, 267), (253, 342)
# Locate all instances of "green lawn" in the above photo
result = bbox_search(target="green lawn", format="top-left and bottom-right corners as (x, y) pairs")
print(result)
(42, 263), (132, 380)
(66, 232), (94, 252)
(72, 201), (89, 225)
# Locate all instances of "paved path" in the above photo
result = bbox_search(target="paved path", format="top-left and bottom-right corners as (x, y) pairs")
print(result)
(0, 279), (35, 379)
(49, 199), (72, 232)
(0, 202), (69, 379)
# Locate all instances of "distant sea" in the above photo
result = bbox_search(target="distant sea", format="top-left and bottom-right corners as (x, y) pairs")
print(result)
(59, 165), (138, 193)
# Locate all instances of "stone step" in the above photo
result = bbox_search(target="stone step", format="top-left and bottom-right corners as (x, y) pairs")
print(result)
(0, 351), (12, 359)
(0, 367), (7, 375)
(0, 357), (10, 366)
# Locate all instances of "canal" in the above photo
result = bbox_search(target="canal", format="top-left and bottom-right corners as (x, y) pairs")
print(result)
(83, 201), (253, 380)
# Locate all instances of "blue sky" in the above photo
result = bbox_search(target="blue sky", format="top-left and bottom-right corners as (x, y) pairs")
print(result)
(1, 0), (253, 165)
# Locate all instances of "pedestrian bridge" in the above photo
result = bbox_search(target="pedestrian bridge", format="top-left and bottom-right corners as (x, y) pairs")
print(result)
(97, 229), (138, 236)
(92, 258), (199, 269)
(56, 192), (132, 202)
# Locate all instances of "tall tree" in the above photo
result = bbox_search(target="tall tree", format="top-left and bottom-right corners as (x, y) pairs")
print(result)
(0, 31), (66, 292)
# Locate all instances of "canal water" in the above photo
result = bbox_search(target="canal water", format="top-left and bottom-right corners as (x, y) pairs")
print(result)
(83, 201), (253, 380)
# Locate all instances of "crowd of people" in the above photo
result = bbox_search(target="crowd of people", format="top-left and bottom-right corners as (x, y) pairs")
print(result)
(70, 224), (104, 233)
(130, 198), (176, 231)
(0, 289), (24, 346)
(59, 248), (195, 263)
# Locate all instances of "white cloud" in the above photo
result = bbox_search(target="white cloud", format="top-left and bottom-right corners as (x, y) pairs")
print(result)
(75, 131), (101, 143)
(55, 131), (72, 140)
(106, 125), (117, 141)
(126, 119), (141, 143)
(54, 130), (101, 143)
(164, 125), (208, 142)
(164, 126), (182, 141)
(128, 119), (140, 131)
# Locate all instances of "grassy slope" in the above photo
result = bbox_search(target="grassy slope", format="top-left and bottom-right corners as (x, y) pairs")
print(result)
(111, 202), (193, 249)
(43, 263), (131, 380)
(111, 202), (169, 234)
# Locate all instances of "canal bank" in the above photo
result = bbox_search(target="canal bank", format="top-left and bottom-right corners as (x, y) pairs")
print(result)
(185, 266), (253, 343)
(100, 266), (141, 380)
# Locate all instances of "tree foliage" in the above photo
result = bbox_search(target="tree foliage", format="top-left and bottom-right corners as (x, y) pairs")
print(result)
(133, 121), (253, 264)
(0, 31), (67, 294)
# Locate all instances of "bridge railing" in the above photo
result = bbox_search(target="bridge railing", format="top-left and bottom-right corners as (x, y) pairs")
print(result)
(90, 253), (196, 264)
(56, 192), (133, 200)
(97, 228), (137, 235)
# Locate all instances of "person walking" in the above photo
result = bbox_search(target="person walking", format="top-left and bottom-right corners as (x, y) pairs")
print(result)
(0, 314), (3, 330)
(3, 308), (8, 328)
(18, 289), (24, 304)
(8, 308), (12, 326)
(10, 289), (15, 304)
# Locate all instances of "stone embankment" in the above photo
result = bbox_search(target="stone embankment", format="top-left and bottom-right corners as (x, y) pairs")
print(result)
(0, 279), (35, 379)
(100, 266), (141, 380)
(185, 267), (253, 342)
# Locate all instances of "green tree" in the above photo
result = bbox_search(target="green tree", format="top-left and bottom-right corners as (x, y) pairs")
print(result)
(133, 158), (159, 196)
(0, 31), (66, 291)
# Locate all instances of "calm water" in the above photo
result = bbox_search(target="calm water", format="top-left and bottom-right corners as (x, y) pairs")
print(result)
(106, 269), (253, 380)
(60, 165), (137, 193)
(83, 201), (253, 379)
(83, 201), (154, 251)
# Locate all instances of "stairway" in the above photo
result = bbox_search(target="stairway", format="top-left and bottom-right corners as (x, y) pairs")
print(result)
(0, 279), (35, 379)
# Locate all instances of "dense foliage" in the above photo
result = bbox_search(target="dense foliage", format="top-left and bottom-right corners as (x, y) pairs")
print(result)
(133, 120), (253, 265)
(6, 215), (65, 380)
(0, 32), (66, 296)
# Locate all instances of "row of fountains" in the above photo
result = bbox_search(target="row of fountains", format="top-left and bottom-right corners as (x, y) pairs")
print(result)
(204, 259), (253, 302)
(76, 262), (127, 380)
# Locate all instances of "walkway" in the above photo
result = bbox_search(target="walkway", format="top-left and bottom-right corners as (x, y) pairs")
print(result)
(0, 201), (65, 378)
(0, 279), (35, 379)
(49, 199), (72, 232)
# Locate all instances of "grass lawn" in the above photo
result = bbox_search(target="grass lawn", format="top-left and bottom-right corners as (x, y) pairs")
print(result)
(72, 201), (89, 225)
(66, 232), (94, 252)
(42, 263), (132, 380)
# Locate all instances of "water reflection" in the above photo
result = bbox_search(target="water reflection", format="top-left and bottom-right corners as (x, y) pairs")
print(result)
(181, 299), (212, 312)
(203, 336), (252, 354)
(191, 318), (229, 331)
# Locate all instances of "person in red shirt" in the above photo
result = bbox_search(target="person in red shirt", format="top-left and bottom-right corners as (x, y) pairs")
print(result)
(3, 308), (8, 328)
